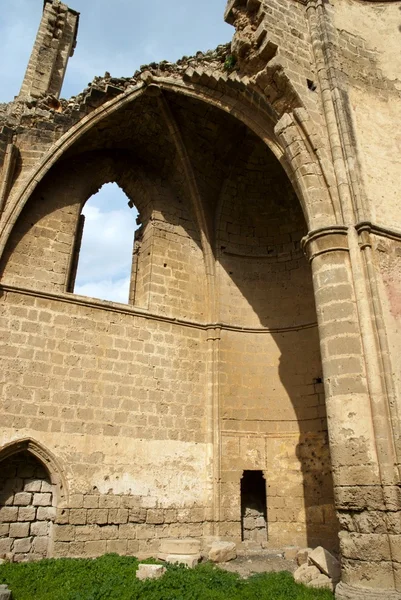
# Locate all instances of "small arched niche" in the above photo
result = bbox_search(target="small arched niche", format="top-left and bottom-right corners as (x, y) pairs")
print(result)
(67, 182), (140, 304)
(0, 449), (57, 561)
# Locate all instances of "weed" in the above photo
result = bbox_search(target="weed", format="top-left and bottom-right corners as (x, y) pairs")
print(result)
(224, 54), (237, 72)
(0, 554), (334, 600)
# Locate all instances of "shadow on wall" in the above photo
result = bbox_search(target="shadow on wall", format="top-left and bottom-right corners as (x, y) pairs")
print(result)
(0, 89), (338, 551)
(214, 130), (338, 551)
(0, 450), (55, 561)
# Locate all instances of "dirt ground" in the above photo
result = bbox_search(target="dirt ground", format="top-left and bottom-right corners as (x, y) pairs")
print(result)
(215, 544), (298, 579)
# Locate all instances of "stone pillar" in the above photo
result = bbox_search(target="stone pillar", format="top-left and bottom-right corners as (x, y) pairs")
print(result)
(303, 226), (401, 600)
(19, 0), (79, 99)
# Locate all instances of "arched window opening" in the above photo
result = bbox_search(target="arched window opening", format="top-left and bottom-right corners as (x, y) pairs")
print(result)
(241, 470), (268, 542)
(0, 451), (56, 561)
(68, 183), (140, 304)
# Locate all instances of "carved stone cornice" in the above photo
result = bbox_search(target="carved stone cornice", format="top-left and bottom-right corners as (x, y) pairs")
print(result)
(356, 221), (401, 245)
(301, 225), (349, 262)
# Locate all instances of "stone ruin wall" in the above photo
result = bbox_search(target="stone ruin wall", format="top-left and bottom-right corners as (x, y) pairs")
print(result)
(0, 81), (338, 555)
(0, 452), (55, 562)
(1, 1), (401, 597)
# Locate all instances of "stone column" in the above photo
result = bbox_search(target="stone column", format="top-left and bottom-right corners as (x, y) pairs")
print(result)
(303, 226), (401, 600)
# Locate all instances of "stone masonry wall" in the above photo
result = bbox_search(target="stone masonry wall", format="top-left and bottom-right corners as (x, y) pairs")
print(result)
(331, 0), (401, 226)
(0, 149), (207, 321)
(0, 288), (211, 557)
(215, 126), (337, 550)
(219, 329), (338, 551)
(0, 451), (55, 561)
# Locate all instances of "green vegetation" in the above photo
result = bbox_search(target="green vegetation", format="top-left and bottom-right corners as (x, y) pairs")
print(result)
(223, 54), (237, 72)
(0, 554), (334, 600)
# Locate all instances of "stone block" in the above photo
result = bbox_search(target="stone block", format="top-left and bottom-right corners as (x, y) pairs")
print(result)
(136, 564), (166, 580)
(14, 492), (32, 506)
(84, 540), (107, 557)
(32, 536), (49, 554)
(108, 509), (128, 524)
(69, 509), (87, 525)
(24, 479), (42, 492)
(0, 539), (12, 555)
(307, 574), (334, 591)
(9, 522), (30, 538)
(294, 563), (321, 584)
(41, 481), (53, 493)
(87, 509), (108, 525)
(33, 493), (52, 507)
(13, 536), (33, 553)
(165, 554), (200, 568)
(208, 541), (237, 563)
(106, 540), (127, 555)
(0, 507), (18, 522)
(18, 507), (36, 521)
(296, 547), (312, 566)
(146, 509), (164, 524)
(309, 546), (341, 582)
(0, 584), (11, 600)
(31, 521), (48, 536)
(284, 546), (300, 561)
(37, 507), (56, 521)
(54, 525), (75, 542)
(160, 538), (201, 555)
(129, 508), (147, 523)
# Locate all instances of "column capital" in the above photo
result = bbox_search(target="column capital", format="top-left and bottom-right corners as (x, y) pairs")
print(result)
(301, 225), (349, 262)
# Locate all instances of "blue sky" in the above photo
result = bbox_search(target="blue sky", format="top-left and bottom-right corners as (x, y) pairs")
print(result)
(1, 0), (232, 302)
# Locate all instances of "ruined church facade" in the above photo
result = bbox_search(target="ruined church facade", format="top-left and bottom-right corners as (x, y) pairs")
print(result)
(0, 0), (400, 598)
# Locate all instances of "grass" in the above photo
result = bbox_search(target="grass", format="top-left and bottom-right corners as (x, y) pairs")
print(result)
(0, 554), (334, 600)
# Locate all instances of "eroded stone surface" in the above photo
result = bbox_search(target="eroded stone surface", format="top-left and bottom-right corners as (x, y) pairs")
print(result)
(208, 541), (237, 563)
(136, 564), (166, 580)
(0, 1), (401, 598)
(309, 546), (341, 583)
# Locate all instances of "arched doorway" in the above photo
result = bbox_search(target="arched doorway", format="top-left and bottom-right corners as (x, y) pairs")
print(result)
(0, 449), (56, 561)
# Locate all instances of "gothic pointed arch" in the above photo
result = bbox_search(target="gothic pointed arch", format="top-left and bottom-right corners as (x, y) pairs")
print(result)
(0, 438), (68, 504)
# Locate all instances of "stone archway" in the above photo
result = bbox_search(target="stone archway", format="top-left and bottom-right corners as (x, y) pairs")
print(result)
(0, 439), (66, 561)
(0, 70), (397, 595)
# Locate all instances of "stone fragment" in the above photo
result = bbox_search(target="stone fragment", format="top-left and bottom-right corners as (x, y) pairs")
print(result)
(308, 573), (334, 591)
(160, 538), (201, 555)
(308, 546), (341, 582)
(284, 546), (300, 561)
(0, 585), (11, 600)
(296, 547), (312, 566)
(208, 541), (237, 563)
(136, 564), (166, 580)
(165, 554), (200, 568)
(293, 563), (321, 584)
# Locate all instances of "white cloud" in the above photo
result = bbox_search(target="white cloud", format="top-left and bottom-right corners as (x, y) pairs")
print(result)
(74, 183), (137, 303)
(75, 276), (131, 304)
